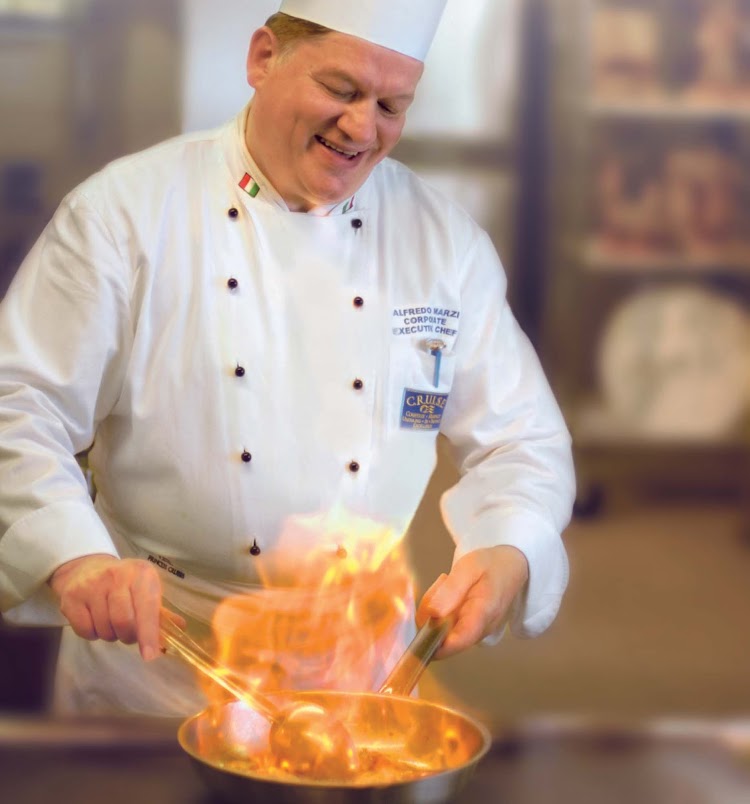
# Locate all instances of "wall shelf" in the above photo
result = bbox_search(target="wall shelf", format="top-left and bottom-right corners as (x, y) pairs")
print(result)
(543, 0), (750, 514)
(581, 241), (750, 276)
(587, 99), (750, 123)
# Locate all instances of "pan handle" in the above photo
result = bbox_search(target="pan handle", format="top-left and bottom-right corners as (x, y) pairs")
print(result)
(377, 616), (451, 697)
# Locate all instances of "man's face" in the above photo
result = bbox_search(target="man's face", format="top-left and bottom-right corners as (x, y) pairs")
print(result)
(246, 29), (424, 211)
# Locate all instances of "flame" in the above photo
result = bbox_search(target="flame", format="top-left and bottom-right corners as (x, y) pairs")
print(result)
(206, 508), (414, 697)
(190, 509), (476, 784)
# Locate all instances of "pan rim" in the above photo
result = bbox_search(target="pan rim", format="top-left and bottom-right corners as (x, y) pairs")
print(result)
(177, 691), (493, 790)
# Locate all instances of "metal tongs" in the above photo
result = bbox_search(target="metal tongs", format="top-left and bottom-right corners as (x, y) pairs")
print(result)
(378, 616), (452, 695)
(160, 617), (278, 720)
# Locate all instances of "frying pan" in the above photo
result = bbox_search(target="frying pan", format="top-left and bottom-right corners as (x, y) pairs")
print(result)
(175, 619), (492, 803)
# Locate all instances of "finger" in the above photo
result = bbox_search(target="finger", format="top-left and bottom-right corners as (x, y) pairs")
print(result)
(416, 573), (448, 626)
(60, 599), (97, 641)
(422, 561), (479, 620)
(108, 587), (138, 644)
(132, 566), (163, 661)
(88, 593), (117, 642)
(435, 599), (488, 659)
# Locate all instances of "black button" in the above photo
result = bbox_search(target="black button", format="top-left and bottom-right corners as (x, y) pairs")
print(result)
(235, 365), (245, 377)
(227, 277), (239, 290)
(348, 461), (360, 473)
(351, 218), (363, 229)
(241, 450), (252, 463)
(353, 296), (364, 307)
(228, 207), (239, 218)
(250, 540), (261, 556)
(352, 378), (364, 390)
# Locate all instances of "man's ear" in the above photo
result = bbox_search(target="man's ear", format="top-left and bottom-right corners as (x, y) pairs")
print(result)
(246, 26), (279, 90)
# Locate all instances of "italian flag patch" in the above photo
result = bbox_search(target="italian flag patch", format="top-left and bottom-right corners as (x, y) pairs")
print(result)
(239, 172), (260, 198)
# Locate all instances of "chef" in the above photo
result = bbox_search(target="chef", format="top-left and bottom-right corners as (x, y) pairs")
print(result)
(0, 0), (575, 716)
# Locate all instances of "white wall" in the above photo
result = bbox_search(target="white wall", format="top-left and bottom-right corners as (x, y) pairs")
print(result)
(181, 0), (278, 132)
(181, 0), (520, 140)
(406, 0), (520, 141)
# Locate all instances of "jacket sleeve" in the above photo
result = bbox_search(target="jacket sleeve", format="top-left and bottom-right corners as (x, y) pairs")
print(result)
(438, 229), (575, 639)
(0, 189), (130, 624)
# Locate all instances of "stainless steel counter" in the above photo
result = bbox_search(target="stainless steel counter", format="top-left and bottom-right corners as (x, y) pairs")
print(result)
(1, 715), (749, 803)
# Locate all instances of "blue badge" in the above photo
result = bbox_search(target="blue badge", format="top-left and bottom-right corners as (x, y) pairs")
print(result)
(400, 388), (449, 430)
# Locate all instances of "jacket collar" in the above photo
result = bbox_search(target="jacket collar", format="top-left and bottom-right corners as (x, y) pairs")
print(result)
(224, 103), (363, 217)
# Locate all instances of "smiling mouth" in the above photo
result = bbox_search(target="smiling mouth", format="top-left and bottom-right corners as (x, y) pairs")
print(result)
(315, 135), (360, 160)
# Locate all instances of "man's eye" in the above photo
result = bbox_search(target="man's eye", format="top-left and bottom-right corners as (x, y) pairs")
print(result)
(378, 102), (398, 115)
(325, 85), (353, 99)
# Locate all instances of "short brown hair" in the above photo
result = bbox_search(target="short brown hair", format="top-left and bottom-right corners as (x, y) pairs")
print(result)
(264, 12), (332, 54)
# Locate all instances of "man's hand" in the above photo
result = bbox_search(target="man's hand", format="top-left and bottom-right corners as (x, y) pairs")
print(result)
(416, 545), (529, 659)
(48, 554), (170, 662)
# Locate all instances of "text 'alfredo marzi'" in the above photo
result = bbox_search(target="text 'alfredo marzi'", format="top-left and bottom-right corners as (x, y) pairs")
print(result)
(392, 306), (460, 336)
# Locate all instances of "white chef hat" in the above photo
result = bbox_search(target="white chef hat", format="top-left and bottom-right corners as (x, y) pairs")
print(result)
(277, 0), (448, 62)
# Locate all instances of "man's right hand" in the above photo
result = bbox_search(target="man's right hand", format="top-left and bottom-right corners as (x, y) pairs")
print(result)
(48, 554), (167, 662)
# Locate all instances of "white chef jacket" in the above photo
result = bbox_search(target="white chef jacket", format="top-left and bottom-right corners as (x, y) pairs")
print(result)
(0, 106), (575, 715)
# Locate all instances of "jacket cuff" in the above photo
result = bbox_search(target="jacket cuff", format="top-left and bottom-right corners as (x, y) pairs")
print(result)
(0, 500), (119, 623)
(440, 501), (570, 639)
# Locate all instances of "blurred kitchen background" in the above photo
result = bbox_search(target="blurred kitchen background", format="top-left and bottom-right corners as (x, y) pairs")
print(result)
(1, 0), (749, 728)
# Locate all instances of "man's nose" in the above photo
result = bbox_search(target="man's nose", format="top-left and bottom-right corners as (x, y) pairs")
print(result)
(338, 101), (377, 146)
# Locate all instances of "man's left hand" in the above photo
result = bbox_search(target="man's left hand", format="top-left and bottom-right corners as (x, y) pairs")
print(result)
(416, 545), (529, 659)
